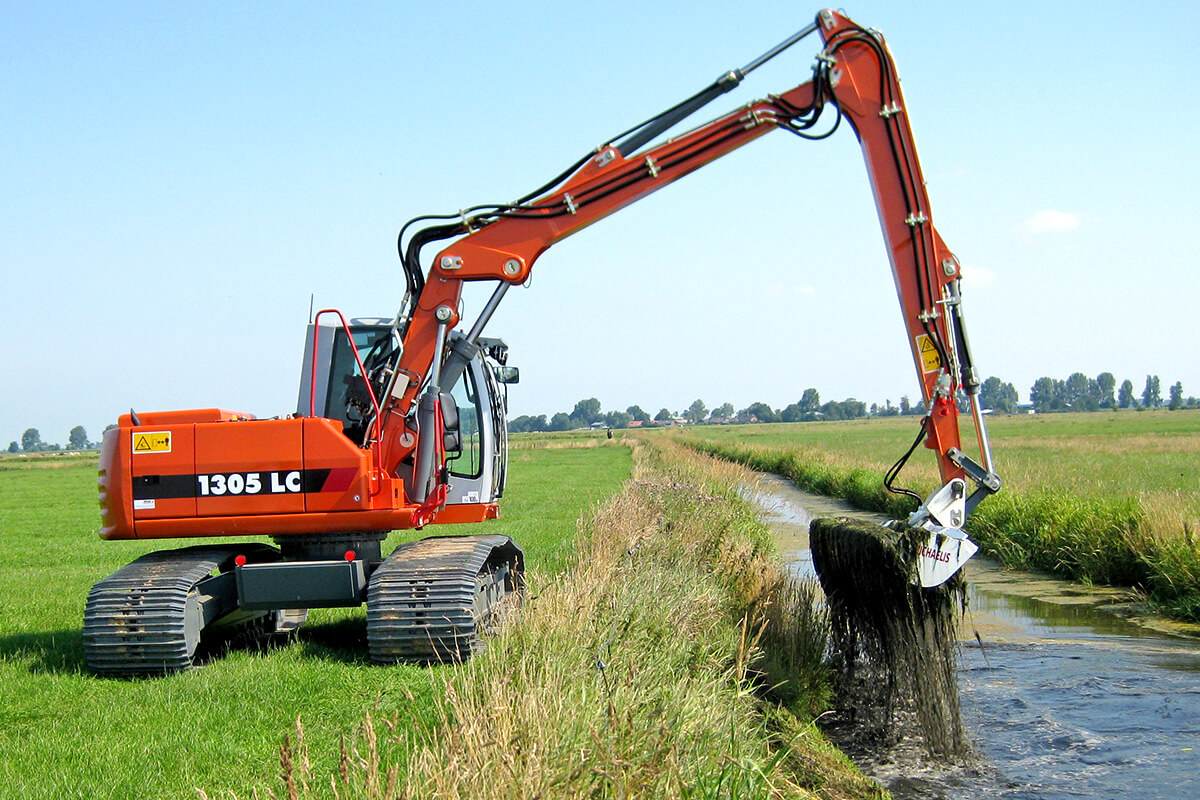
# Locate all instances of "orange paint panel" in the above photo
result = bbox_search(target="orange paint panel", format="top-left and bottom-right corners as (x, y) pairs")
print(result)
(195, 418), (306, 516)
(131, 424), (197, 520)
(302, 418), (371, 512)
(430, 503), (500, 525)
(98, 426), (135, 539)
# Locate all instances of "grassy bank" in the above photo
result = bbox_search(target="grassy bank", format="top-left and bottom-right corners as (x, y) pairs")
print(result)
(0, 446), (629, 798)
(253, 436), (879, 799)
(669, 412), (1200, 621)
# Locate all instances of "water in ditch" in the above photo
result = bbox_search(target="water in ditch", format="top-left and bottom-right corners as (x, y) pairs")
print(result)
(746, 473), (1200, 800)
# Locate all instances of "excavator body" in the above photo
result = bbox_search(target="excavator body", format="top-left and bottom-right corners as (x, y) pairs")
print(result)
(85, 8), (1000, 675)
(86, 319), (522, 675)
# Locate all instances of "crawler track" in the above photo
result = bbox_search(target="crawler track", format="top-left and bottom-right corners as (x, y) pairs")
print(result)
(83, 544), (274, 676)
(366, 534), (523, 663)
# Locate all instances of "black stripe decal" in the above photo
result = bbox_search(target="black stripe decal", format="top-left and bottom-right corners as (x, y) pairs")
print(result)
(132, 469), (332, 501)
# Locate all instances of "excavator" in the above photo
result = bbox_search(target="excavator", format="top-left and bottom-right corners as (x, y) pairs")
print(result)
(86, 8), (1001, 675)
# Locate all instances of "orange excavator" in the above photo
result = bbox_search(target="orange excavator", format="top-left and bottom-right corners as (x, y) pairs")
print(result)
(86, 8), (1000, 675)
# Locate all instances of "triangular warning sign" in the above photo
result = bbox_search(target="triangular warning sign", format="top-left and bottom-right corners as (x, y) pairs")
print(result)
(132, 431), (170, 453)
(915, 334), (942, 372)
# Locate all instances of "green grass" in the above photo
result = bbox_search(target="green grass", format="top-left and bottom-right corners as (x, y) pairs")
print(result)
(668, 411), (1200, 621)
(0, 446), (630, 799)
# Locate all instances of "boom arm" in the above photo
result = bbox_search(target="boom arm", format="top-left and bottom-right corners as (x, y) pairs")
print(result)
(380, 8), (1000, 521)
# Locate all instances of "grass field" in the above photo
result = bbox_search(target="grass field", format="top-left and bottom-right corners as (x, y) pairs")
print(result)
(672, 410), (1200, 507)
(0, 440), (890, 799)
(0, 446), (630, 799)
(670, 410), (1200, 620)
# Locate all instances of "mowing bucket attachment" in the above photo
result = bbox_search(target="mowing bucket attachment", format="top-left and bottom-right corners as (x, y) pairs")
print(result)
(809, 515), (970, 756)
(913, 529), (978, 589)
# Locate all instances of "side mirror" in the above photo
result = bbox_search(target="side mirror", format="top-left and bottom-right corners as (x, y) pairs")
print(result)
(495, 366), (520, 384)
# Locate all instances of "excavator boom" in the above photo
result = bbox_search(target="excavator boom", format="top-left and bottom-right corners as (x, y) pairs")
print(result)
(385, 9), (999, 514)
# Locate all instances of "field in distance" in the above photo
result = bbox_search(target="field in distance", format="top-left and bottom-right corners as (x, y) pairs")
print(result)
(677, 409), (1200, 515)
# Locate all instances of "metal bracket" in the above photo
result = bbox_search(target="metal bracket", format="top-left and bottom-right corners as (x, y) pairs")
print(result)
(910, 477), (968, 529)
(947, 448), (1002, 492)
(741, 109), (767, 130)
(947, 447), (1002, 516)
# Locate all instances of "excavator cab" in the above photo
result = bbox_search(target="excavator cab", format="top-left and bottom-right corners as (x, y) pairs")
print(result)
(297, 317), (514, 507)
(442, 334), (514, 506)
(297, 316), (395, 441)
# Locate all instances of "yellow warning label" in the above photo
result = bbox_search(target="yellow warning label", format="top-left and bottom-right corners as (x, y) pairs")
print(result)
(915, 334), (942, 373)
(133, 431), (171, 454)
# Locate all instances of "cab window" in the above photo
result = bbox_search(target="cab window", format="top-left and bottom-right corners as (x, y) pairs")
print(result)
(447, 369), (483, 479)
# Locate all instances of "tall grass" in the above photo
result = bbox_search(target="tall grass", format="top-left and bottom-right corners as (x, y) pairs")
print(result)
(671, 426), (1200, 623)
(240, 439), (884, 800)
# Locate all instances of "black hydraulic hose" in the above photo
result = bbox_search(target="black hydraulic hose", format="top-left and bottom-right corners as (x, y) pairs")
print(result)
(884, 415), (929, 504)
(512, 152), (595, 207)
(402, 221), (471, 298)
(501, 116), (753, 221)
(495, 117), (768, 225)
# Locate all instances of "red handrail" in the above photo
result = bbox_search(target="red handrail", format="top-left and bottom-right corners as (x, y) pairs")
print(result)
(308, 309), (384, 446)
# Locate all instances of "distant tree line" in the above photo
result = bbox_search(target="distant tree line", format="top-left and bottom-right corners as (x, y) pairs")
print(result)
(6, 425), (106, 454)
(509, 388), (883, 433)
(1025, 372), (1193, 414)
(509, 372), (1195, 433)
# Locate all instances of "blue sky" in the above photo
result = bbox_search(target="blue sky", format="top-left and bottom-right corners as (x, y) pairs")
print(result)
(3, 1), (1199, 446)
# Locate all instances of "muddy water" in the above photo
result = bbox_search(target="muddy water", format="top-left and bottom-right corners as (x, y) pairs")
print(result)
(745, 473), (1200, 800)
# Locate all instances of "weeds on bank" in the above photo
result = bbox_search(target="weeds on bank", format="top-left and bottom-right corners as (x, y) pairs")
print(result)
(231, 439), (882, 800)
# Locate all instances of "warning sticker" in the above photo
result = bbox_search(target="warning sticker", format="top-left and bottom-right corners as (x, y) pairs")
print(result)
(133, 431), (171, 454)
(915, 334), (942, 373)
